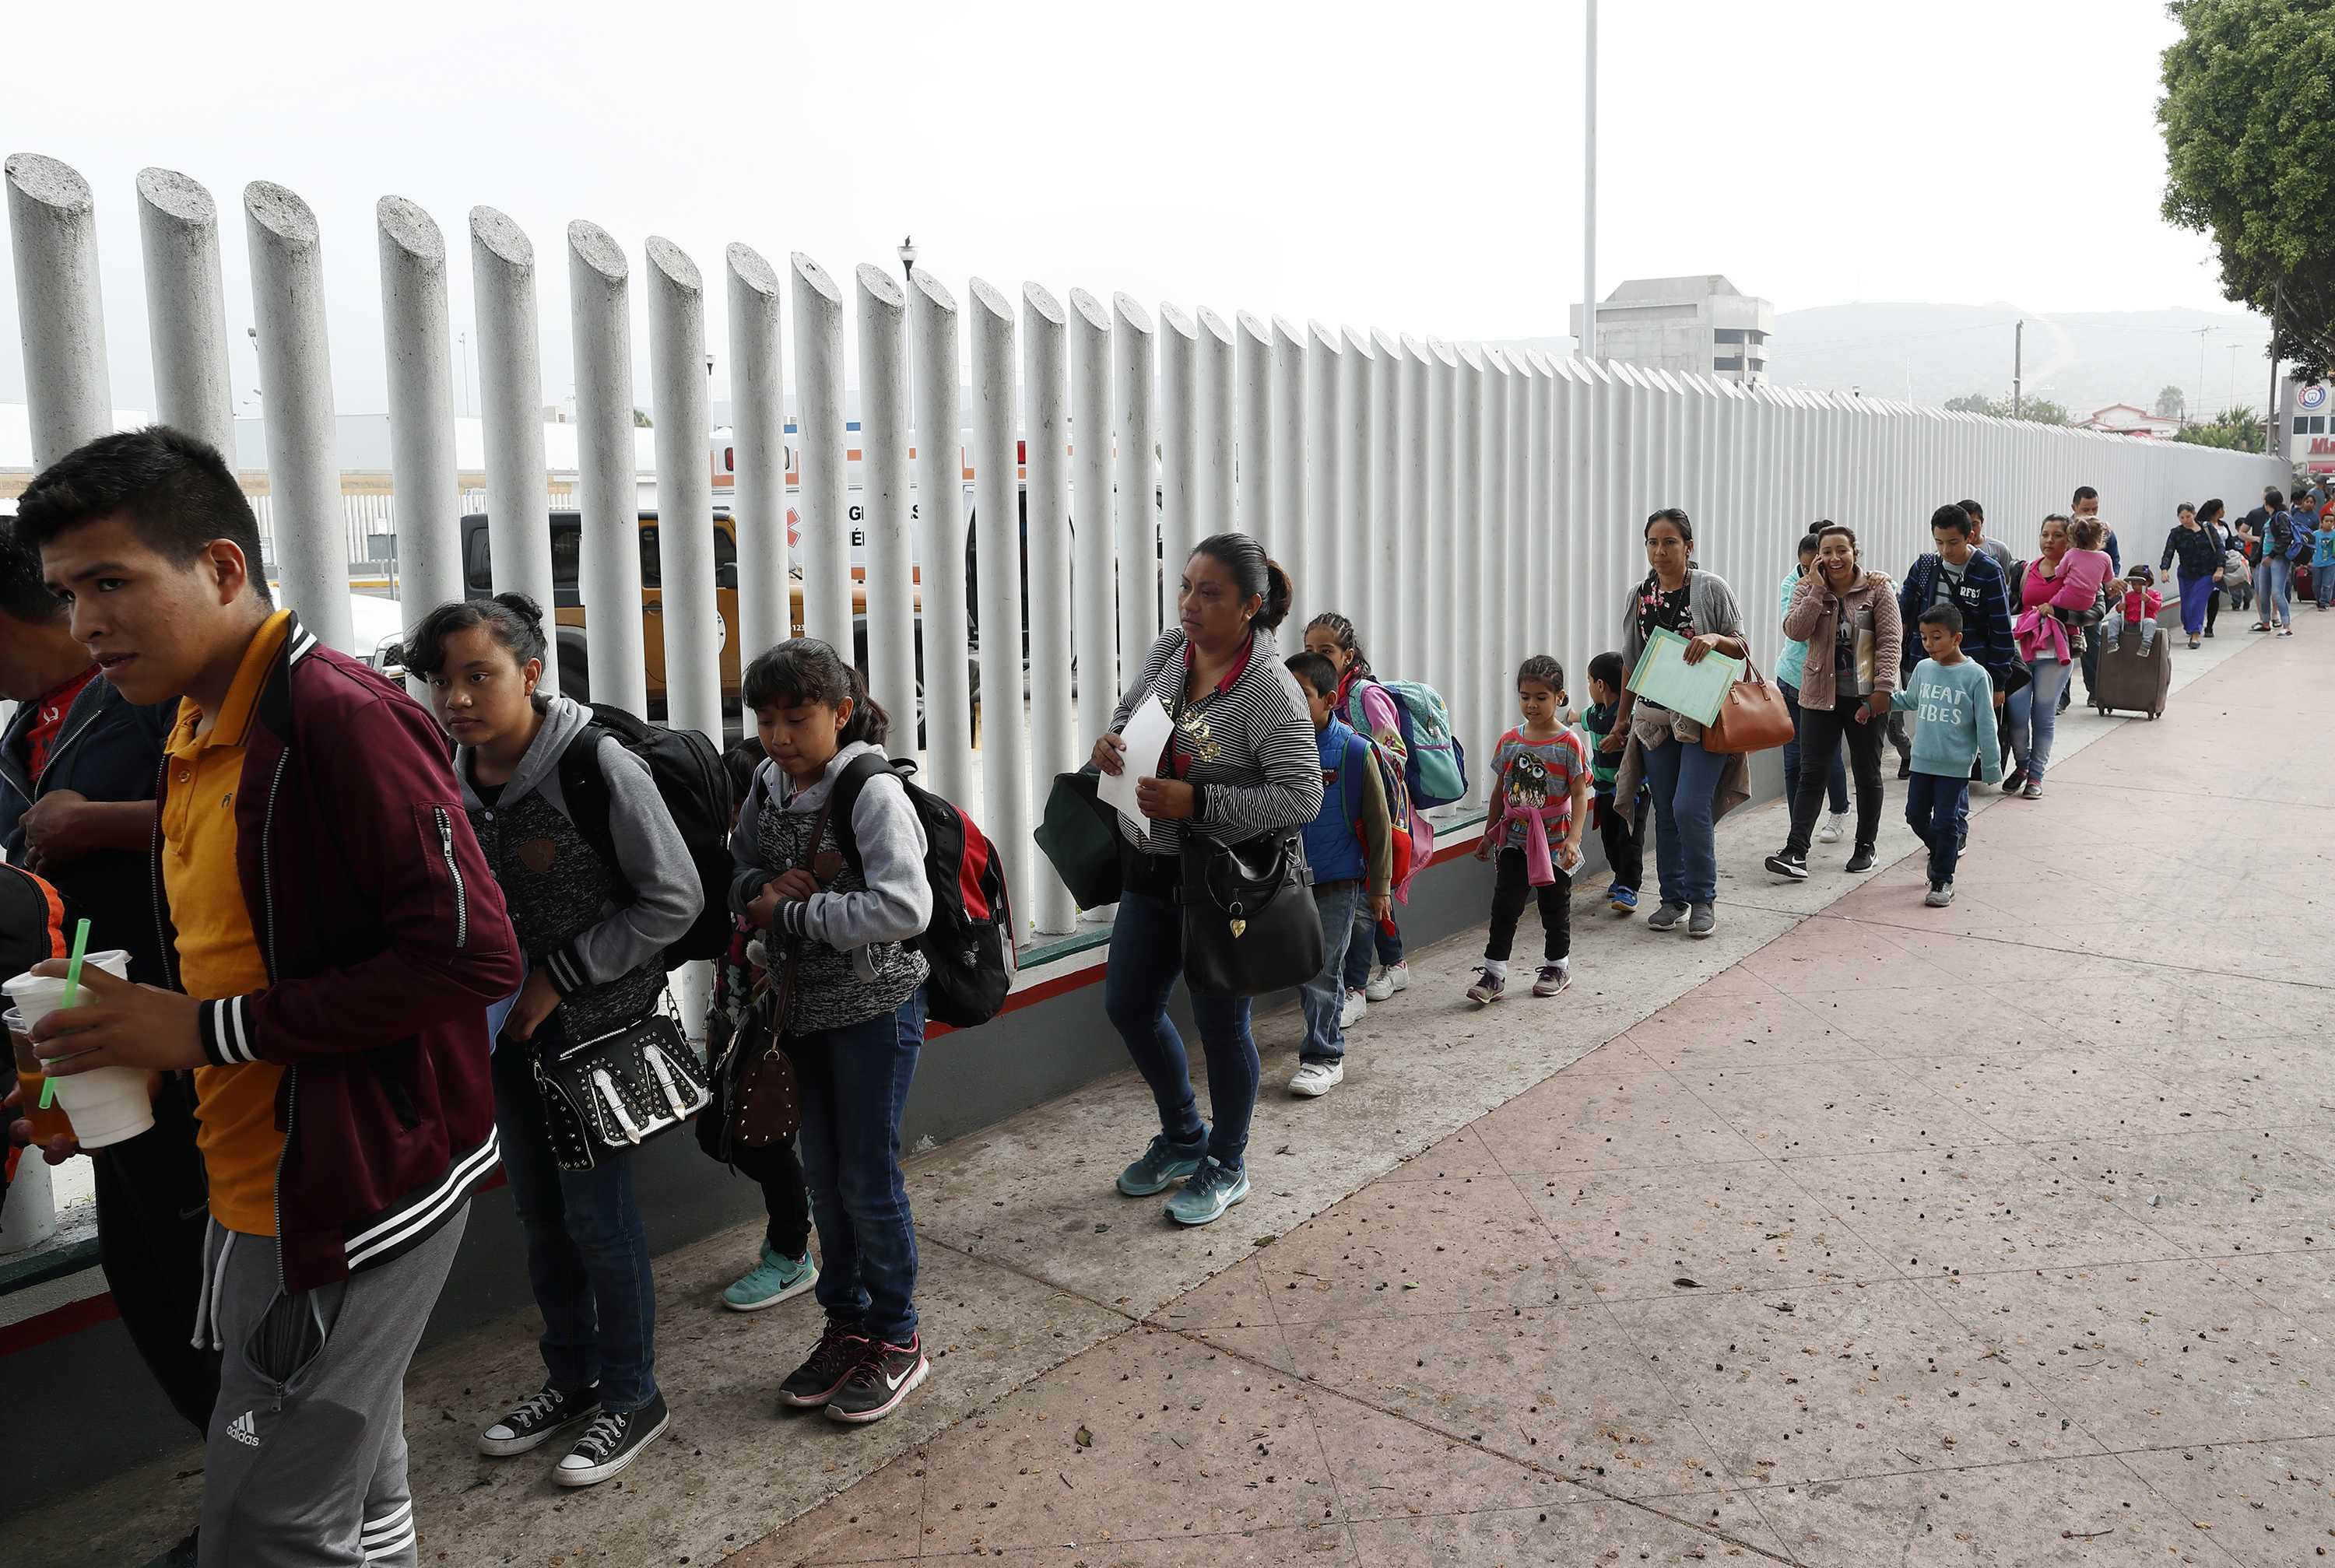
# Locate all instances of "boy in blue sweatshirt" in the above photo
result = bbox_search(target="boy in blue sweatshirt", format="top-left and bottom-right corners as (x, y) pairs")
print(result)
(1285, 654), (1392, 1100)
(1890, 604), (2002, 909)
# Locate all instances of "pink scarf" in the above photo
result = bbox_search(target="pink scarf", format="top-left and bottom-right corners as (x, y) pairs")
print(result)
(2014, 606), (2070, 663)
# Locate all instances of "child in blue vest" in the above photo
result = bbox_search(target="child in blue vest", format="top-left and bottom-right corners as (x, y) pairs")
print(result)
(1470, 655), (1589, 1004)
(1284, 653), (1393, 1100)
(1581, 651), (1648, 917)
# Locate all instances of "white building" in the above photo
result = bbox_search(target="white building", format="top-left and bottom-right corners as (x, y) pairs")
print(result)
(1569, 275), (1774, 382)
(2075, 403), (2182, 440)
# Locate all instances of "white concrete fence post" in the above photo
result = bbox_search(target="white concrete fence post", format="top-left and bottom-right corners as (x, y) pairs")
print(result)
(1426, 340), (1458, 722)
(1452, 343), (1485, 799)
(1481, 348), (1510, 756)
(969, 278), (1032, 939)
(5, 153), (111, 469)
(1269, 317), (1308, 632)
(1069, 289), (1118, 770)
(856, 264), (918, 756)
(1111, 295), (1158, 666)
(1396, 335), (1431, 681)
(1369, 329), (1401, 672)
(912, 271), (974, 806)
(1236, 311), (1273, 550)
(376, 197), (464, 687)
(644, 237), (722, 748)
(246, 182), (355, 656)
(1020, 282), (1075, 936)
(1198, 307), (1237, 535)
(1341, 326), (1374, 629)
(791, 253), (851, 654)
(468, 205), (557, 686)
(1157, 303), (1199, 590)
(1523, 353), (1549, 680)
(1303, 320), (1342, 637)
(725, 241), (788, 723)
(567, 219), (649, 717)
(137, 168), (237, 462)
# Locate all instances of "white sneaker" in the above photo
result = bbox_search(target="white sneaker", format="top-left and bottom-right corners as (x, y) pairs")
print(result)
(1816, 812), (1849, 844)
(1364, 965), (1398, 1002)
(1383, 961), (1410, 994)
(1288, 1060), (1344, 1097)
(1339, 989), (1366, 1030)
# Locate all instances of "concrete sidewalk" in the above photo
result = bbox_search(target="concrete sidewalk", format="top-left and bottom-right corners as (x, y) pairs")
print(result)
(20, 620), (2330, 1566)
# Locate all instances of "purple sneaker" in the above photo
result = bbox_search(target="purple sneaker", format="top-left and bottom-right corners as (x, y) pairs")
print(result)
(1465, 967), (1505, 1005)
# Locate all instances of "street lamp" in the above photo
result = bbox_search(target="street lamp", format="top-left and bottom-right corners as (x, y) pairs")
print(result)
(897, 235), (918, 290)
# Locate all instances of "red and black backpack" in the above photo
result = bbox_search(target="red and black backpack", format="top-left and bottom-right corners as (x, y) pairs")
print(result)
(829, 753), (1015, 1030)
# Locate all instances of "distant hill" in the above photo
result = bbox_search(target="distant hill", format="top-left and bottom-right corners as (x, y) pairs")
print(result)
(1767, 303), (2273, 419)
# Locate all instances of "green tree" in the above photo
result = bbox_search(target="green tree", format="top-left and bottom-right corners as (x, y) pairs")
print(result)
(2174, 405), (2265, 451)
(2160, 0), (2335, 376)
(2155, 383), (2187, 419)
(1944, 392), (1996, 415)
(634, 408), (654, 427)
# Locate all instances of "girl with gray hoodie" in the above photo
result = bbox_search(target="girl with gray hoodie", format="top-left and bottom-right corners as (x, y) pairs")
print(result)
(728, 638), (935, 1428)
(409, 593), (699, 1489)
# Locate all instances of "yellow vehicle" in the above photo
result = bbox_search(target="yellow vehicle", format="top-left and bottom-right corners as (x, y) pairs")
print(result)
(455, 509), (957, 728)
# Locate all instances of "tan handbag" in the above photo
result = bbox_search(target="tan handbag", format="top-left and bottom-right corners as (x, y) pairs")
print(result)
(1703, 658), (1795, 755)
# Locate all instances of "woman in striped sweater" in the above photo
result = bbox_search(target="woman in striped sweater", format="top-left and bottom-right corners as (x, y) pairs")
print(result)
(1090, 533), (1323, 1228)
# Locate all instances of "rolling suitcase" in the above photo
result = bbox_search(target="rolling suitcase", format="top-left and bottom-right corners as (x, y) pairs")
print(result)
(2090, 626), (2173, 720)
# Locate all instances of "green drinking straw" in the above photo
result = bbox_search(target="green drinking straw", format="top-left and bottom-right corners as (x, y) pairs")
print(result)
(37, 917), (91, 1112)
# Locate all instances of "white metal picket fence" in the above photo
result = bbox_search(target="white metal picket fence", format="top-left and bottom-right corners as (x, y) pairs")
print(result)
(7, 152), (2284, 945)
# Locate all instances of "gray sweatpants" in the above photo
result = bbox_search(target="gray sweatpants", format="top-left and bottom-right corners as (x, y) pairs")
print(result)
(195, 1210), (466, 1568)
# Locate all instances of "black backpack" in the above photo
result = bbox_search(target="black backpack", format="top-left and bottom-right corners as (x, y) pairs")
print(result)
(557, 704), (734, 969)
(828, 752), (1015, 1030)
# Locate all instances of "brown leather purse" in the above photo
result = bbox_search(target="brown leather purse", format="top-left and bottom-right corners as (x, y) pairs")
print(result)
(710, 788), (839, 1151)
(1702, 657), (1796, 755)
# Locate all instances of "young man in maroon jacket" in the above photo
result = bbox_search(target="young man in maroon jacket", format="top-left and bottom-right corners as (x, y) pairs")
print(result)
(21, 426), (521, 1568)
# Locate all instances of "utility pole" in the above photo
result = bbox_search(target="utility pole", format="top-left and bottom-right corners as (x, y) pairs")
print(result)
(2012, 318), (2023, 417)
(2267, 300), (2284, 461)
(1582, 0), (1596, 362)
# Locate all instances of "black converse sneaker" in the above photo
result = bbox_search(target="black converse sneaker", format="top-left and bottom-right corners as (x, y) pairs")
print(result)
(778, 1314), (869, 1410)
(553, 1391), (669, 1487)
(824, 1334), (930, 1425)
(477, 1382), (600, 1457)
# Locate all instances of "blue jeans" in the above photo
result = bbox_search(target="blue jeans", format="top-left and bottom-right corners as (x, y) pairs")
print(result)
(1103, 887), (1259, 1169)
(794, 989), (926, 1345)
(492, 1038), (660, 1412)
(1638, 728), (1726, 907)
(2256, 557), (2292, 623)
(2317, 563), (2335, 609)
(1780, 679), (1849, 815)
(1341, 907), (1403, 991)
(1302, 880), (1364, 1064)
(2004, 656), (2066, 780)
(1905, 772), (1971, 887)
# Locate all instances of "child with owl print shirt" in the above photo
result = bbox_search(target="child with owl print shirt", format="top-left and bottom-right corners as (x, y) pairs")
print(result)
(1468, 655), (1590, 1006)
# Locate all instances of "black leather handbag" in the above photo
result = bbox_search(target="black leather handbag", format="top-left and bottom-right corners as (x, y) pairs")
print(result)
(1176, 832), (1322, 998)
(532, 1005), (712, 1172)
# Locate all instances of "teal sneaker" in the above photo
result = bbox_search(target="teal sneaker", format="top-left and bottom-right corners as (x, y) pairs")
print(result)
(722, 1243), (818, 1313)
(1164, 1156), (1250, 1226)
(1117, 1131), (1209, 1196)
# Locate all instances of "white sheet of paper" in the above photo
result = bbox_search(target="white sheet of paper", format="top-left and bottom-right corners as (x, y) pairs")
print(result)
(1099, 693), (1175, 844)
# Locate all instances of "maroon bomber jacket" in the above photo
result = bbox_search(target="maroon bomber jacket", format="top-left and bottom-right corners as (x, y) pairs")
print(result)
(152, 612), (522, 1293)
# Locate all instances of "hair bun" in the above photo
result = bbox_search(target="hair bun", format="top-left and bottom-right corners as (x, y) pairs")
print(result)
(1257, 558), (1294, 632)
(492, 591), (545, 627)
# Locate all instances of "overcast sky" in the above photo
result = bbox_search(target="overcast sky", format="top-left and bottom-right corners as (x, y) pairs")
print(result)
(0, 0), (2253, 419)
